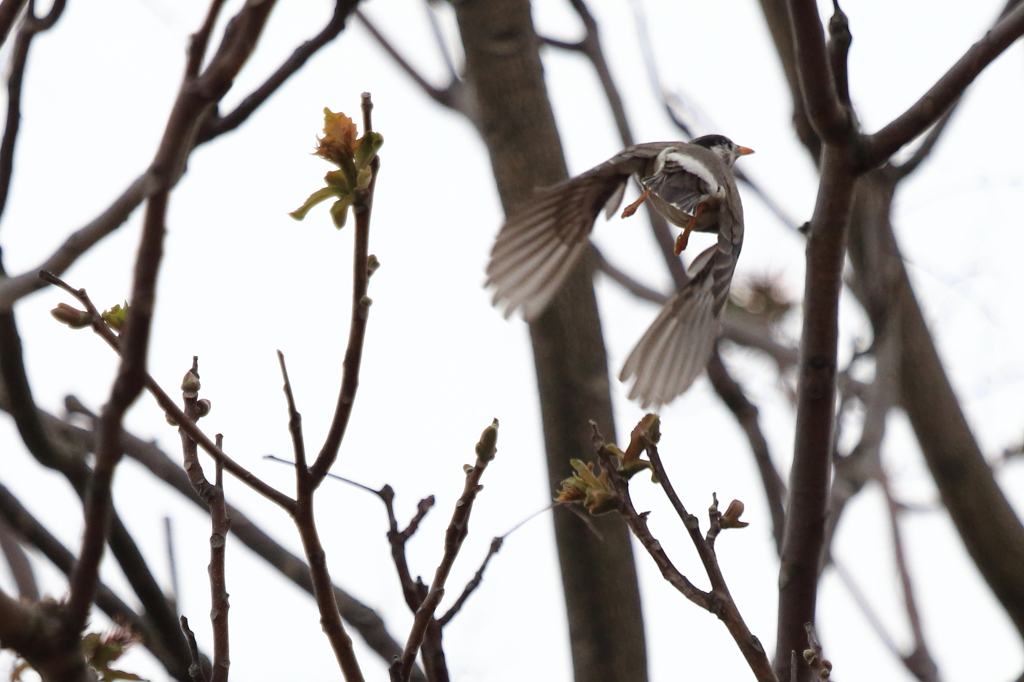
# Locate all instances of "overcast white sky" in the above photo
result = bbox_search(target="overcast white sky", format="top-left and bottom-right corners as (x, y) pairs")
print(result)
(2, 0), (1023, 680)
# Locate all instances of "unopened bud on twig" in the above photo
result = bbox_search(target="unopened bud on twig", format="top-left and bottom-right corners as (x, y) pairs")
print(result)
(720, 499), (749, 529)
(475, 419), (499, 462)
(51, 303), (91, 329)
(195, 399), (212, 419)
(181, 370), (201, 398)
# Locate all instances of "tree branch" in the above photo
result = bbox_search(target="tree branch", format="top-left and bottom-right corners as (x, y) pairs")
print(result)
(775, 144), (856, 680)
(0, 480), (196, 681)
(309, 93), (379, 488)
(393, 421), (498, 682)
(860, 3), (1024, 168)
(706, 350), (786, 553)
(59, 396), (421, 678)
(785, 0), (852, 142)
(591, 423), (778, 682)
(0, 514), (38, 600)
(0, 1), (357, 310)
(0, 0), (66, 222)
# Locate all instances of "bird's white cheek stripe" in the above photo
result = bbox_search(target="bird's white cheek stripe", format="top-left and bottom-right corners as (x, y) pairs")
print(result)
(663, 152), (720, 196)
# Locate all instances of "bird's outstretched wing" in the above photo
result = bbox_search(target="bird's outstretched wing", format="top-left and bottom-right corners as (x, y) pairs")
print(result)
(486, 146), (663, 321)
(619, 208), (742, 408)
(619, 245), (719, 408)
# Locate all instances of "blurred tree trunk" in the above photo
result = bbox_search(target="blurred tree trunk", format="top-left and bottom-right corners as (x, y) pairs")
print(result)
(452, 2), (648, 681)
(847, 168), (1024, 636)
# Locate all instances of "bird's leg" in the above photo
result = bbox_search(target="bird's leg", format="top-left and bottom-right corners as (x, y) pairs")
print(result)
(620, 189), (651, 218)
(673, 202), (706, 255)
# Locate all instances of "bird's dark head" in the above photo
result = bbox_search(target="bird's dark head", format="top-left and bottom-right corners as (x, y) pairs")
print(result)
(691, 135), (755, 168)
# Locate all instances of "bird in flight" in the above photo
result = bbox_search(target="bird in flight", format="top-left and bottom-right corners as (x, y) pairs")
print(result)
(486, 134), (753, 408)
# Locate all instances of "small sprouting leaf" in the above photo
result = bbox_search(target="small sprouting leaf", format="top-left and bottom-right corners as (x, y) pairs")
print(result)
(315, 108), (358, 166)
(290, 186), (341, 222)
(354, 131), (384, 170)
(102, 301), (129, 331)
(330, 193), (356, 228)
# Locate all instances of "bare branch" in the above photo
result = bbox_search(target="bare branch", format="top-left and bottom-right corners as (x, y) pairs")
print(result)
(831, 559), (902, 660)
(0, 481), (196, 680)
(0, 0), (68, 220)
(209, 438), (231, 682)
(590, 423), (777, 682)
(437, 503), (551, 627)
(179, 616), (209, 682)
(394, 420), (498, 682)
(438, 536), (502, 627)
(860, 3), (1024, 168)
(40, 270), (295, 511)
(0, 0), (28, 46)
(199, 0), (359, 142)
(889, 104), (958, 179)
(0, 515), (37, 600)
(355, 10), (466, 113)
(60, 398), (419, 678)
(706, 350), (786, 553)
(592, 245), (668, 305)
(1, 1), (357, 310)
(277, 351), (308, 474)
(786, 0), (852, 142)
(186, 0), (227, 77)
(826, 1), (852, 109)
(879, 472), (940, 681)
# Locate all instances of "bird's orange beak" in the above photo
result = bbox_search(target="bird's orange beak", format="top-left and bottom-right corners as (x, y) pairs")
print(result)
(737, 146), (755, 156)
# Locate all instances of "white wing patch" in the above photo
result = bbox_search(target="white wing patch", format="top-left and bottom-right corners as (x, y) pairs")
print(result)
(654, 148), (722, 198)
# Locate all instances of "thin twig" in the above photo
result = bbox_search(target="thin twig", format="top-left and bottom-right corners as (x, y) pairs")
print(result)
(879, 471), (940, 681)
(830, 559), (901, 659)
(355, 10), (462, 112)
(59, 398), (418, 678)
(0, 1), (355, 309)
(199, 0), (359, 142)
(437, 536), (502, 627)
(0, 0), (67, 221)
(165, 517), (180, 611)
(0, 515), (38, 601)
(285, 372), (363, 681)
(803, 623), (831, 680)
(276, 352), (308, 475)
(436, 504), (550, 627)
(180, 616), (209, 682)
(39, 270), (296, 511)
(889, 104), (958, 179)
(309, 92), (380, 488)
(424, 0), (458, 82)
(186, 0), (227, 77)
(706, 350), (786, 553)
(0, 482), (193, 678)
(209, 436), (231, 682)
(394, 420), (498, 682)
(860, 2), (1024, 168)
(589, 423), (777, 681)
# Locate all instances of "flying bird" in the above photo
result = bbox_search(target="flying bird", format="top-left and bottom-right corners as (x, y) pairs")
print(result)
(486, 134), (753, 408)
